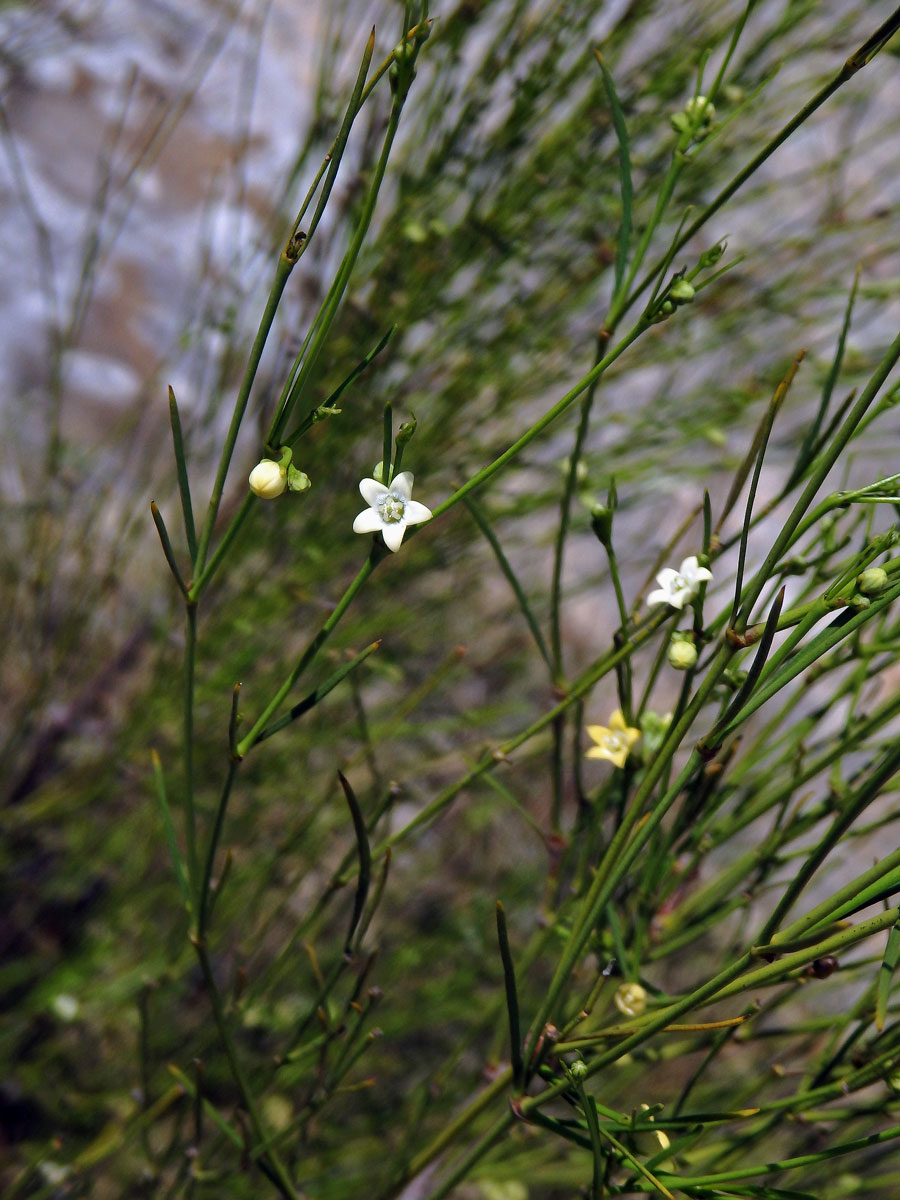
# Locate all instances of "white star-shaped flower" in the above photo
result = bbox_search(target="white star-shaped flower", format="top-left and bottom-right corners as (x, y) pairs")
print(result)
(647, 555), (712, 610)
(352, 470), (432, 552)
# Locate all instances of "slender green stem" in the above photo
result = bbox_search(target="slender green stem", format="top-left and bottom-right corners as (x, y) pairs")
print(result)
(464, 495), (553, 673)
(196, 760), (239, 939)
(431, 321), (647, 521)
(190, 493), (254, 601)
(421, 1112), (513, 1200)
(192, 942), (300, 1199)
(363, 608), (669, 868)
(194, 253), (295, 575)
(737, 326), (900, 626)
(550, 340), (603, 678)
(183, 602), (199, 896)
(525, 642), (736, 1057)
(625, 10), (900, 315)
(270, 83), (414, 447)
(237, 546), (385, 756)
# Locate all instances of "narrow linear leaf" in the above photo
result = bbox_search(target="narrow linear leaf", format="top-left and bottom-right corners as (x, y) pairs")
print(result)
(339, 772), (371, 953)
(168, 386), (196, 560)
(167, 1065), (242, 1149)
(598, 1126), (675, 1199)
(464, 495), (553, 672)
(789, 267), (860, 487)
(495, 902), (523, 1090)
(229, 682), (242, 759)
(876, 921), (900, 1032)
(257, 640), (381, 742)
(325, 326), (396, 412)
(150, 501), (188, 596)
(719, 348), (804, 545)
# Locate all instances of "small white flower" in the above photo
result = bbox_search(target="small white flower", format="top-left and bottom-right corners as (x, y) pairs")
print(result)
(39, 1161), (70, 1186)
(352, 470), (432, 552)
(647, 555), (712, 610)
(51, 993), (79, 1021)
(249, 458), (287, 499)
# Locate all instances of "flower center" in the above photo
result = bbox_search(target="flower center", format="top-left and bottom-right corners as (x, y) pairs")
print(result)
(604, 732), (627, 752)
(672, 573), (686, 591)
(378, 492), (406, 523)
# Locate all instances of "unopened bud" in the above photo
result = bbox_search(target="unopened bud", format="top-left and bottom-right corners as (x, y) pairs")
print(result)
(249, 459), (287, 499)
(569, 1060), (588, 1080)
(287, 465), (311, 493)
(857, 566), (888, 596)
(670, 278), (695, 304)
(649, 299), (675, 324)
(396, 416), (418, 445)
(668, 635), (698, 671)
(699, 241), (726, 269)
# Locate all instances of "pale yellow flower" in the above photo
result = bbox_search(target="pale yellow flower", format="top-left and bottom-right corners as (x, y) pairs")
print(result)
(640, 1103), (671, 1151)
(614, 981), (648, 1018)
(585, 710), (641, 768)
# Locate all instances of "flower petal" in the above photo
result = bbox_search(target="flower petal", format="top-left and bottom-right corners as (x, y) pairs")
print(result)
(359, 477), (387, 507)
(585, 746), (612, 760)
(353, 508), (384, 534)
(655, 567), (680, 590)
(681, 555), (712, 585)
(391, 471), (414, 501)
(646, 587), (671, 608)
(609, 710), (626, 731)
(381, 521), (407, 552)
(586, 725), (611, 743)
(403, 499), (432, 526)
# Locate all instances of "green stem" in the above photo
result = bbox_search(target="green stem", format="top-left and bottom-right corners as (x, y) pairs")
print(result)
(192, 941), (300, 1199)
(363, 608), (669, 869)
(525, 641), (736, 1060)
(737, 326), (900, 626)
(184, 602), (198, 897)
(550, 337), (604, 677)
(196, 760), (239, 939)
(190, 493), (254, 601)
(194, 253), (295, 575)
(237, 546), (385, 756)
(431, 321), (647, 521)
(270, 86), (412, 447)
(625, 9), (900, 315)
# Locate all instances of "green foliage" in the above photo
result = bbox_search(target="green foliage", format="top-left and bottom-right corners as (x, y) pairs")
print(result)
(5, 2), (900, 1198)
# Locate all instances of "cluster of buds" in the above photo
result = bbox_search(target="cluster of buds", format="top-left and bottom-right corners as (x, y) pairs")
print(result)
(650, 274), (696, 324)
(671, 93), (716, 140)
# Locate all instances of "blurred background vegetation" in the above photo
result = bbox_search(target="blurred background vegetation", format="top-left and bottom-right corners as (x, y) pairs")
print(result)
(3, 0), (900, 1195)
